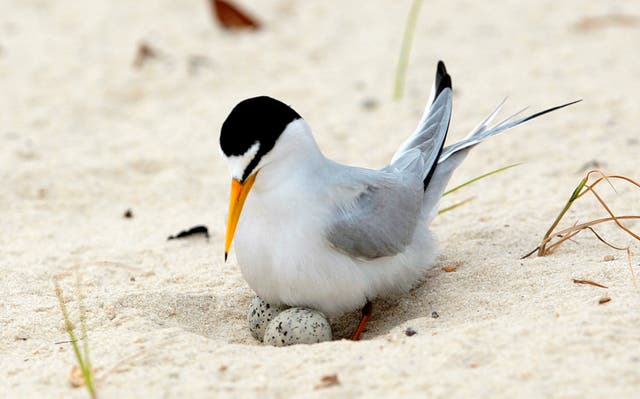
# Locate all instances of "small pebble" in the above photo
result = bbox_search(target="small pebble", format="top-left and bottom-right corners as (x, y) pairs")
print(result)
(603, 255), (615, 262)
(104, 304), (116, 320)
(578, 159), (605, 173)
(247, 296), (288, 341)
(361, 97), (378, 110)
(599, 296), (612, 304)
(263, 308), (332, 347)
(404, 327), (417, 336)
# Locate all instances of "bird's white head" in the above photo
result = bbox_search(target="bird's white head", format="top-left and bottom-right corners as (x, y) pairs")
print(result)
(219, 96), (303, 260)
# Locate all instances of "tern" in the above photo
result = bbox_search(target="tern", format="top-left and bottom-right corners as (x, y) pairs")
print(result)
(220, 61), (578, 340)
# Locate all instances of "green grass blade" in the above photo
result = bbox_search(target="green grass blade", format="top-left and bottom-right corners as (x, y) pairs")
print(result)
(443, 163), (521, 197)
(393, 0), (423, 100)
(55, 279), (97, 399)
(76, 274), (96, 398)
(55, 283), (87, 372)
(438, 197), (475, 215)
(538, 174), (589, 255)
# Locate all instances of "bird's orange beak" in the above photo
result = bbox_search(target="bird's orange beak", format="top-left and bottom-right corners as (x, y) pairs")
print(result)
(224, 172), (257, 261)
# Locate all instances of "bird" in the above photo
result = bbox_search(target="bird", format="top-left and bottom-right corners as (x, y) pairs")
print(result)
(219, 61), (578, 340)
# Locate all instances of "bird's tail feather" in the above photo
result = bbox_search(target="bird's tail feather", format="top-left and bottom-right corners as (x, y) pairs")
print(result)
(439, 99), (581, 163)
(421, 99), (581, 221)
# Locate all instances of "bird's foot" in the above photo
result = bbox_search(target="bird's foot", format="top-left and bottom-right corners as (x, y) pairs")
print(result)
(350, 301), (373, 341)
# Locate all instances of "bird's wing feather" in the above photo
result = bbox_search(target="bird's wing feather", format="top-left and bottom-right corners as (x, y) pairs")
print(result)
(391, 61), (452, 190)
(325, 168), (423, 260)
(325, 62), (453, 260)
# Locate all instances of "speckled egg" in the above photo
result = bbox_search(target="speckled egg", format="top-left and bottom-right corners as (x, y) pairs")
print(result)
(263, 308), (332, 347)
(247, 296), (288, 341)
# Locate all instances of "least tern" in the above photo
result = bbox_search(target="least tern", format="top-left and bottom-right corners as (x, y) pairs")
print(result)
(220, 61), (577, 340)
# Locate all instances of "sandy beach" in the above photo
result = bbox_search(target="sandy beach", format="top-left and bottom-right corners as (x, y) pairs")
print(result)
(2, 0), (640, 397)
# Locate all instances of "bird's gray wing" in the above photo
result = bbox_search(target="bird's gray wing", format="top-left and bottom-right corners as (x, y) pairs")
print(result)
(324, 62), (452, 260)
(325, 169), (424, 260)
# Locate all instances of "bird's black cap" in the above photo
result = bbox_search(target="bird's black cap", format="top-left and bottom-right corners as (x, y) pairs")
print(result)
(220, 96), (301, 181)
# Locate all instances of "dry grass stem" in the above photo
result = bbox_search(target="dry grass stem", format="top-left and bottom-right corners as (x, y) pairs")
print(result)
(572, 279), (608, 289)
(530, 170), (640, 257)
(525, 170), (640, 287)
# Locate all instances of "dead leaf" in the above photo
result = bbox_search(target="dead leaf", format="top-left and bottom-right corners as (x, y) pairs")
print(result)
(132, 42), (158, 68)
(209, 0), (260, 30)
(315, 374), (340, 389)
(573, 14), (639, 32)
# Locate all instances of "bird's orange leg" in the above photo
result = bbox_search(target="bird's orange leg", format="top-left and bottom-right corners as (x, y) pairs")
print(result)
(350, 301), (372, 341)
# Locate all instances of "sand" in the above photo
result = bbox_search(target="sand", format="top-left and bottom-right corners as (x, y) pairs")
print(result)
(2, 0), (640, 397)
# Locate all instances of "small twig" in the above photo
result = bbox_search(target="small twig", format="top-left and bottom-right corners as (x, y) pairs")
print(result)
(572, 279), (608, 289)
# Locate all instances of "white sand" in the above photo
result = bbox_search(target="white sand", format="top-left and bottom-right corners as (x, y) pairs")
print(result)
(2, 1), (640, 397)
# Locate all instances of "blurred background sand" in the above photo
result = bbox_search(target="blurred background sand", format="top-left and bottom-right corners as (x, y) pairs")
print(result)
(1, 1), (639, 397)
